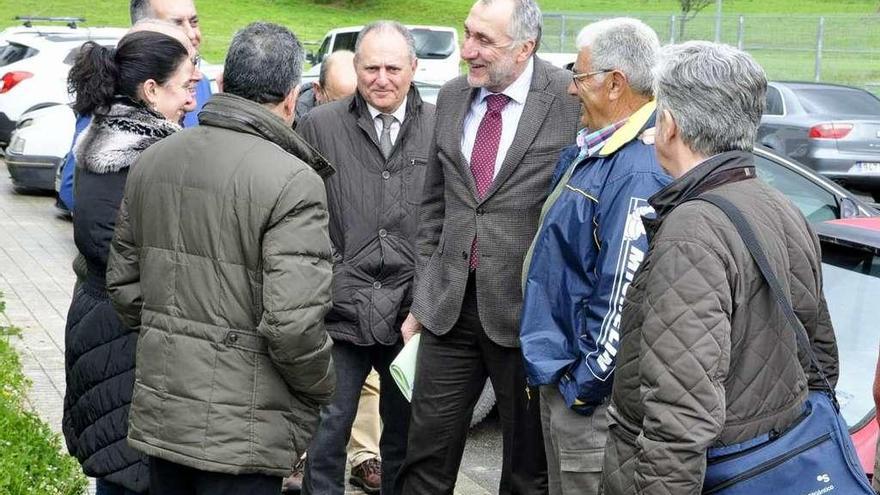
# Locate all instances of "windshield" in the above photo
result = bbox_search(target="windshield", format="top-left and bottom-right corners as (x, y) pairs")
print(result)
(411, 29), (454, 59)
(821, 241), (880, 428)
(795, 88), (880, 116)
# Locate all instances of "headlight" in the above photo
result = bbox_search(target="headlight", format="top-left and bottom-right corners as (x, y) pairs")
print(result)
(7, 135), (25, 154)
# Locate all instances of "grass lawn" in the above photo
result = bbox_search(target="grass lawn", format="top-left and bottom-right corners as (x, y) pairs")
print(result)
(2, 0), (877, 61)
(2, 0), (878, 91)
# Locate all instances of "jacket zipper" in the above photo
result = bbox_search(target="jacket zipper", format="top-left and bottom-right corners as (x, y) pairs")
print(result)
(703, 432), (832, 494)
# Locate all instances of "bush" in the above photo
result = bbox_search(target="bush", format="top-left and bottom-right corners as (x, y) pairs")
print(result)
(0, 295), (87, 495)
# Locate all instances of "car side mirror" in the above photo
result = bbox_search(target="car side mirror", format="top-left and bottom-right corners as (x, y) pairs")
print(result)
(306, 52), (316, 65)
(839, 197), (859, 218)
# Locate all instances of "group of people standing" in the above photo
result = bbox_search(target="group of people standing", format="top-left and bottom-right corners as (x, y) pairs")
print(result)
(59, 0), (841, 494)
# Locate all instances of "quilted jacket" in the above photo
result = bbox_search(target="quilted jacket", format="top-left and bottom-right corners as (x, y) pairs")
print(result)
(602, 150), (839, 494)
(106, 93), (337, 477)
(520, 102), (670, 412)
(297, 86), (435, 345)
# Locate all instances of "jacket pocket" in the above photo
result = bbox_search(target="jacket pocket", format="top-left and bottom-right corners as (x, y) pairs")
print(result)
(224, 329), (269, 355)
(560, 448), (605, 473)
(403, 157), (427, 206)
(248, 270), (263, 324)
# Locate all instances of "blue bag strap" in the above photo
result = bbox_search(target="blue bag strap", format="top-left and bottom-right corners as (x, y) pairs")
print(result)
(695, 194), (838, 409)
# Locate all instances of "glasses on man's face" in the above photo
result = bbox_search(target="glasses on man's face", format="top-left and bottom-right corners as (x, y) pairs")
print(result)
(571, 68), (612, 85)
(191, 53), (202, 68)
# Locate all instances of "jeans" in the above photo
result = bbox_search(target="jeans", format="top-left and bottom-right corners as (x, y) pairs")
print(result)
(303, 340), (410, 495)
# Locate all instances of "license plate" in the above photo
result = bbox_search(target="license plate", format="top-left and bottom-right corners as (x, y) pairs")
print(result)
(853, 162), (880, 173)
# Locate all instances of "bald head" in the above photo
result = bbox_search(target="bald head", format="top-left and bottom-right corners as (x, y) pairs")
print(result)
(315, 50), (357, 104)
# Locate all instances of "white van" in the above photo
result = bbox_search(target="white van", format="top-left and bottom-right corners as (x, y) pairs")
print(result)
(305, 25), (461, 86)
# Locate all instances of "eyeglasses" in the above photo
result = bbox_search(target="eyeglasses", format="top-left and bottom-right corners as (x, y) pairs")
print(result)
(191, 53), (202, 67)
(571, 68), (612, 84)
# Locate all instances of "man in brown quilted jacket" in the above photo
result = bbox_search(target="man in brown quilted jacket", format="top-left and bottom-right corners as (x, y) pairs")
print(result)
(601, 41), (839, 494)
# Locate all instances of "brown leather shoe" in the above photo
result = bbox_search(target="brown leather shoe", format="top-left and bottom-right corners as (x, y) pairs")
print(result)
(349, 457), (381, 494)
(282, 457), (305, 494)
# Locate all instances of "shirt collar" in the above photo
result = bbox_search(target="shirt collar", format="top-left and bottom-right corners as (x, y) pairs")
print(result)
(574, 118), (629, 163)
(367, 95), (408, 124)
(476, 56), (534, 107)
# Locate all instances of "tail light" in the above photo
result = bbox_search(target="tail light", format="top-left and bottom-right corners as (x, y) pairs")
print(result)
(808, 122), (853, 140)
(0, 71), (33, 94)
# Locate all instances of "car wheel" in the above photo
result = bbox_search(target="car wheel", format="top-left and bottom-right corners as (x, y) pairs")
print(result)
(470, 379), (496, 427)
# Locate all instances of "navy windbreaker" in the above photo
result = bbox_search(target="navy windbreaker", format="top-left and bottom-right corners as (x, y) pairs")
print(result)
(520, 102), (671, 413)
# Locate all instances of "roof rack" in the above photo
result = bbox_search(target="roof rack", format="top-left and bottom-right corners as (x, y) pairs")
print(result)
(14, 16), (87, 29)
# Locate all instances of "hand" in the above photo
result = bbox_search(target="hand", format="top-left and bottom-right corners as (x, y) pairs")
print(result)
(401, 312), (423, 344)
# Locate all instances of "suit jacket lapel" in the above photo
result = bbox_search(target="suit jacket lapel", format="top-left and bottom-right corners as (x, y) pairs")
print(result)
(480, 58), (554, 204)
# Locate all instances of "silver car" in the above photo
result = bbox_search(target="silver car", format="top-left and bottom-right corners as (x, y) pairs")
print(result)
(759, 82), (880, 201)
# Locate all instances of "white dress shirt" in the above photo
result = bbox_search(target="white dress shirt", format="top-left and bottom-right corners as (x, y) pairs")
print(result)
(367, 96), (408, 145)
(460, 57), (534, 178)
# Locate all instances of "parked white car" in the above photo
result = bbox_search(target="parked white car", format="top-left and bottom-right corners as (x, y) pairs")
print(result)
(0, 22), (126, 146)
(305, 25), (461, 85)
(5, 103), (75, 191)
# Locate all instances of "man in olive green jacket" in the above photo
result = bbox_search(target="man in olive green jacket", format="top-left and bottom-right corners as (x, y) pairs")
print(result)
(107, 22), (336, 493)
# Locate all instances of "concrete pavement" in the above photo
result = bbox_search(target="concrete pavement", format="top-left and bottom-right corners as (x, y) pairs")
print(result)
(0, 160), (498, 494)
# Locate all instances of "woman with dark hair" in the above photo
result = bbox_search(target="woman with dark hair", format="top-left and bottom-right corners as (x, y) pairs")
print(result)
(62, 29), (195, 495)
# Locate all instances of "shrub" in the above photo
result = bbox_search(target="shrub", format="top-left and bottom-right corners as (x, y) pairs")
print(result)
(0, 294), (87, 495)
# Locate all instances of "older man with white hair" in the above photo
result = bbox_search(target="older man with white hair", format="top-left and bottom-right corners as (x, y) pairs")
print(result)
(600, 41), (838, 494)
(518, 17), (670, 495)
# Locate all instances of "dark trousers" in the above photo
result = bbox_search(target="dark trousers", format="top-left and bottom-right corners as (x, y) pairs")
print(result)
(95, 479), (139, 495)
(397, 275), (548, 494)
(148, 456), (281, 495)
(303, 340), (410, 495)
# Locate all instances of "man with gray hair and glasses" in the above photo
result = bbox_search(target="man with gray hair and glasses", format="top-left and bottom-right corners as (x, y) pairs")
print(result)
(518, 17), (670, 494)
(396, 0), (580, 492)
(297, 21), (435, 495)
(601, 41), (837, 494)
(107, 22), (336, 494)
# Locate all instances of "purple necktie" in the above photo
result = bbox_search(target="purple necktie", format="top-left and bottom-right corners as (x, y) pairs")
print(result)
(469, 93), (510, 270)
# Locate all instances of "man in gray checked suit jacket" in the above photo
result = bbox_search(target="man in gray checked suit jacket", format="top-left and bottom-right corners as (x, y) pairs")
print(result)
(395, 0), (580, 492)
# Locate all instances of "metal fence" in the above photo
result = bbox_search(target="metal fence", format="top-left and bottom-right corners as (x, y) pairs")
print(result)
(541, 13), (880, 94)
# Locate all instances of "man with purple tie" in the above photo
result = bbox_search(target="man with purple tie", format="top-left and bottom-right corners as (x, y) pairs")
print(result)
(395, 0), (579, 493)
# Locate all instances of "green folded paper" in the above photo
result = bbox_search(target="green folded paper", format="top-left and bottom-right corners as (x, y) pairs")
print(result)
(391, 333), (421, 402)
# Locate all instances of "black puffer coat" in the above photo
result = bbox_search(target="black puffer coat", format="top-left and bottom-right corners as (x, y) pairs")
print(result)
(62, 99), (179, 492)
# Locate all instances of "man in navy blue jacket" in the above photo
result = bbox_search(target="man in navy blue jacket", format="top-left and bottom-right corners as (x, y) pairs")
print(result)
(57, 0), (209, 214)
(519, 18), (670, 495)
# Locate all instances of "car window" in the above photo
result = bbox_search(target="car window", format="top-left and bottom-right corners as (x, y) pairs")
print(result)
(411, 29), (455, 59)
(794, 88), (880, 116)
(0, 42), (38, 67)
(334, 32), (358, 52)
(820, 242), (880, 428)
(753, 154), (840, 222)
(765, 86), (784, 116)
(315, 36), (330, 64)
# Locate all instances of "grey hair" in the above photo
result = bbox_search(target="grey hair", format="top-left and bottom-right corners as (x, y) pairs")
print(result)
(355, 21), (416, 62)
(223, 22), (304, 105)
(654, 41), (767, 156)
(575, 18), (660, 96)
(129, 0), (155, 24)
(480, 0), (543, 54)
